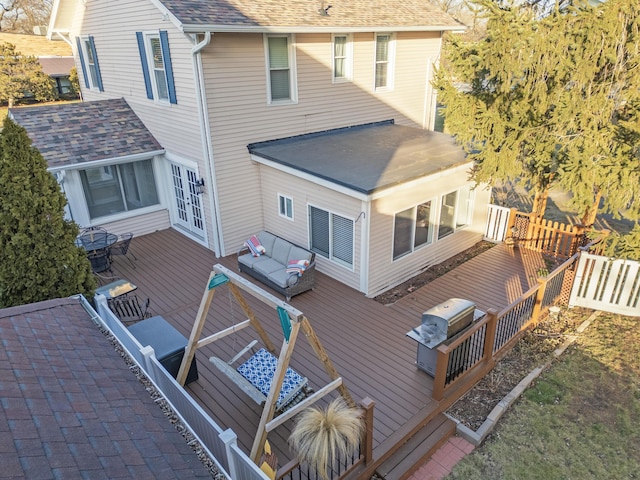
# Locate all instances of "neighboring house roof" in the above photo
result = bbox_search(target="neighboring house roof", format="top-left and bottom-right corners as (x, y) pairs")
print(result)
(38, 56), (75, 76)
(0, 32), (72, 56)
(157, 0), (465, 33)
(9, 99), (164, 170)
(248, 120), (469, 195)
(0, 297), (212, 479)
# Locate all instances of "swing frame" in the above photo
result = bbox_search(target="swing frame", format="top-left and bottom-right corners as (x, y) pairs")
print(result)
(176, 263), (354, 463)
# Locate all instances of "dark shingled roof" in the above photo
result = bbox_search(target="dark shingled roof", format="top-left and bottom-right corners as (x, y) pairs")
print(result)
(248, 121), (469, 195)
(161, 0), (464, 31)
(0, 298), (212, 479)
(9, 99), (163, 169)
(38, 56), (75, 76)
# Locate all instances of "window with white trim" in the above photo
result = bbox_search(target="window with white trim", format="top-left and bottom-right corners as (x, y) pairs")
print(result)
(79, 159), (159, 220)
(265, 34), (297, 103)
(136, 30), (177, 104)
(332, 34), (352, 82)
(309, 206), (354, 268)
(374, 33), (394, 91)
(76, 36), (103, 91)
(278, 194), (294, 220)
(393, 200), (434, 260)
(438, 186), (473, 240)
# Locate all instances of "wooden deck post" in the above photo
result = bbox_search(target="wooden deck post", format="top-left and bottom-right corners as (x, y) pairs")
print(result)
(531, 277), (548, 326)
(360, 397), (375, 466)
(482, 309), (498, 362)
(432, 346), (450, 401)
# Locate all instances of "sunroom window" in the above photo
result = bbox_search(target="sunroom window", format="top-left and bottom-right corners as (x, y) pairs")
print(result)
(80, 159), (159, 220)
(393, 201), (434, 260)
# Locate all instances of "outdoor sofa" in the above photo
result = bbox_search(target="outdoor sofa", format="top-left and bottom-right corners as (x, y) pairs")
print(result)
(237, 231), (316, 301)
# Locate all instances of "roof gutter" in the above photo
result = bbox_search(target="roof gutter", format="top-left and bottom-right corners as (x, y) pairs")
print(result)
(46, 149), (166, 173)
(189, 32), (225, 256)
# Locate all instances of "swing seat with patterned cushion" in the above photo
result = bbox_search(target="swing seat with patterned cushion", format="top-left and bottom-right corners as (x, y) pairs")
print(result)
(209, 342), (309, 412)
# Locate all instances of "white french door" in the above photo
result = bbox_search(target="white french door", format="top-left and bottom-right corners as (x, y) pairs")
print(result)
(169, 162), (206, 239)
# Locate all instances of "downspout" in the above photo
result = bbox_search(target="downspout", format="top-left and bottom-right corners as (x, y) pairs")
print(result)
(190, 32), (224, 257)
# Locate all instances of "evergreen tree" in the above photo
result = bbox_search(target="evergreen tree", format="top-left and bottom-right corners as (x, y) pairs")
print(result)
(552, 0), (640, 225)
(0, 42), (56, 108)
(434, 0), (640, 227)
(0, 117), (95, 308)
(434, 1), (568, 217)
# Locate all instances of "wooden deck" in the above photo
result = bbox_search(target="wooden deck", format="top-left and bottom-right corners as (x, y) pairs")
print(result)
(105, 228), (546, 468)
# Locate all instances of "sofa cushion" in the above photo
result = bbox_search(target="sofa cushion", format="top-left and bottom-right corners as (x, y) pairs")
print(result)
(239, 253), (271, 269)
(271, 238), (292, 265)
(288, 246), (313, 264)
(253, 258), (285, 277)
(266, 269), (299, 289)
(257, 231), (276, 255)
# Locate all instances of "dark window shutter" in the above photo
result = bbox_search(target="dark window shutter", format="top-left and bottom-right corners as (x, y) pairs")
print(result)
(332, 214), (353, 265)
(310, 206), (330, 258)
(136, 32), (154, 100)
(88, 36), (104, 92)
(75, 37), (90, 89)
(159, 30), (177, 104)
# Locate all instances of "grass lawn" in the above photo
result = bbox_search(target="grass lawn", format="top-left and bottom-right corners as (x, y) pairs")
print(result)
(447, 311), (640, 479)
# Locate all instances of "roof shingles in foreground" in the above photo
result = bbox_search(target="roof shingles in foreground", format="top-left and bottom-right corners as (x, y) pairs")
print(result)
(0, 298), (211, 479)
(9, 98), (163, 169)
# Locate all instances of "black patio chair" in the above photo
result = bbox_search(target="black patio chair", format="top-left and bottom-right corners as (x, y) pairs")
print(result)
(108, 294), (151, 325)
(87, 249), (112, 274)
(109, 232), (137, 268)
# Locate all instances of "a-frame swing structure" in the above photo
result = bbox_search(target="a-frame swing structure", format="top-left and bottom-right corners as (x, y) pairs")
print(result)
(176, 263), (354, 462)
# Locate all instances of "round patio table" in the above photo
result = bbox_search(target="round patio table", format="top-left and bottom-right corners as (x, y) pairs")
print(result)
(76, 232), (118, 252)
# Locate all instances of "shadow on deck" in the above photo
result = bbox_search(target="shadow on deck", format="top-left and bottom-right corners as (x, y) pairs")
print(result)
(104, 228), (546, 474)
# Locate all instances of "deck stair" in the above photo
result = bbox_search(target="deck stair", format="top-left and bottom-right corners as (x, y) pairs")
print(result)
(374, 413), (455, 480)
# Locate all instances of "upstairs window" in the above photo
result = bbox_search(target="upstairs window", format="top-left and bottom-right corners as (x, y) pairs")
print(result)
(332, 34), (352, 82)
(76, 36), (103, 91)
(265, 34), (297, 104)
(136, 30), (177, 104)
(374, 33), (394, 91)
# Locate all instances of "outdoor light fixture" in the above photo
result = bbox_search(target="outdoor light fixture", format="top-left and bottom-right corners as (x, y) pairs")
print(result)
(195, 178), (205, 194)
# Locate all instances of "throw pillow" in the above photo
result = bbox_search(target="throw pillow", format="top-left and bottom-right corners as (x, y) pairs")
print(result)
(286, 259), (309, 276)
(246, 235), (266, 257)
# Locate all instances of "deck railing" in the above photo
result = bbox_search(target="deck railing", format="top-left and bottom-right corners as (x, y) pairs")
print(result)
(432, 250), (580, 401)
(87, 295), (270, 480)
(275, 398), (375, 480)
(84, 295), (374, 480)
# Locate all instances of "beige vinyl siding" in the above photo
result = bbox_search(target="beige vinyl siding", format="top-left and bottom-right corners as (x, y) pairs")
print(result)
(69, 0), (214, 246)
(366, 165), (491, 297)
(75, 0), (202, 159)
(259, 166), (362, 290)
(202, 31), (444, 255)
(98, 209), (171, 238)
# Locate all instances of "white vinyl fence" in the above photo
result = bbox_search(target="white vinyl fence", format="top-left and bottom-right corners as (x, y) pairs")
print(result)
(569, 252), (640, 316)
(81, 295), (270, 480)
(484, 204), (512, 242)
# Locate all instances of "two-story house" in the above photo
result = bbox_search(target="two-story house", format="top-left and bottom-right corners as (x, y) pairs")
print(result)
(12, 0), (490, 297)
